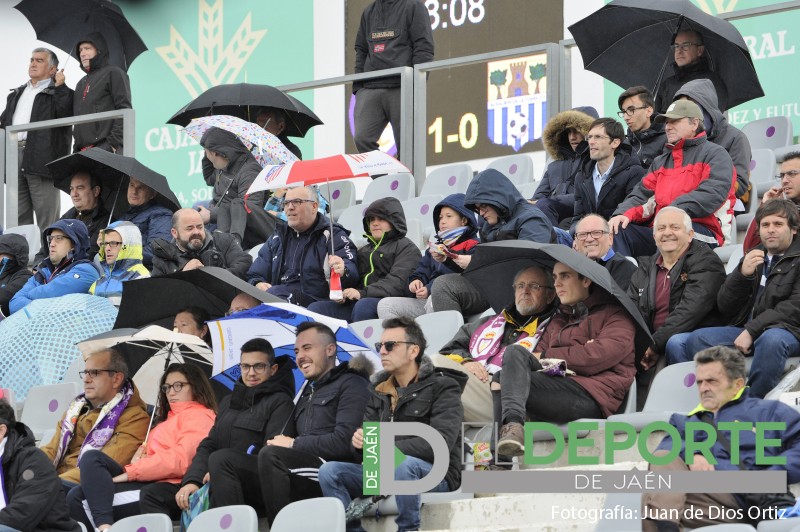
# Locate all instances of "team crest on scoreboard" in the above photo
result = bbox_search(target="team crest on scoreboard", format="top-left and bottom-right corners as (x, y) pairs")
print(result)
(487, 54), (548, 151)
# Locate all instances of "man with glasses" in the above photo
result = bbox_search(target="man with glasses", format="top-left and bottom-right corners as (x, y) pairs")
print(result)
(744, 152), (800, 249)
(436, 266), (557, 424)
(10, 218), (101, 314)
(41, 348), (149, 492)
(654, 29), (729, 113)
(617, 86), (666, 169)
(248, 186), (358, 307)
(609, 100), (736, 258)
(257, 321), (372, 526)
(226, 292), (261, 316)
(496, 261), (637, 457)
(627, 207), (726, 371)
(320, 317), (464, 532)
(151, 208), (251, 279)
(572, 215), (636, 291)
(572, 118), (646, 230)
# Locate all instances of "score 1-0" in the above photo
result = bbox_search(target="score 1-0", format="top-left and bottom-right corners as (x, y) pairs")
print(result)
(428, 113), (478, 153)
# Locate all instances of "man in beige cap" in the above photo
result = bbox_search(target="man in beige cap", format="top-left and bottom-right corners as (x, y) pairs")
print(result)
(608, 99), (736, 258)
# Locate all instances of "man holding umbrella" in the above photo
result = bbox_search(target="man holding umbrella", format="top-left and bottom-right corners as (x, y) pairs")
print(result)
(496, 260), (637, 457)
(118, 178), (173, 268)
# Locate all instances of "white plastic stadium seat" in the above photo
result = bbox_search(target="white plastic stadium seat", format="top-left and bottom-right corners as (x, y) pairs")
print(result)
(248, 243), (263, 260)
(748, 149), (777, 194)
(742, 116), (793, 150)
(486, 154), (535, 185)
(416, 310), (464, 355)
(421, 163), (472, 197)
(350, 319), (384, 348)
(318, 180), (356, 219)
(5, 224), (41, 267)
(336, 203), (367, 248)
(515, 182), (538, 200)
(362, 173), (415, 206)
(405, 218), (424, 251)
(271, 497), (345, 532)
(109, 513), (173, 532)
(736, 181), (758, 232)
(187, 505), (258, 532)
(401, 194), (443, 242)
(21, 382), (79, 441)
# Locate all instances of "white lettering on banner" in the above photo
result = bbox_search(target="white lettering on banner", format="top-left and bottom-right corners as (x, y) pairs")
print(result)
(188, 149), (204, 176)
(730, 103), (800, 126)
(743, 31), (795, 60)
(191, 187), (213, 202)
(145, 126), (198, 152)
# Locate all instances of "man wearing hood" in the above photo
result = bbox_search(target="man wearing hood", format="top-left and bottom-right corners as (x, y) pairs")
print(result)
(674, 79), (752, 207)
(654, 29), (729, 113)
(0, 47), (73, 231)
(573, 117), (646, 223)
(437, 266), (557, 424)
(0, 234), (32, 317)
(308, 197), (420, 322)
(496, 261), (637, 457)
(618, 86), (667, 170)
(118, 178), (173, 268)
(431, 168), (553, 317)
(198, 127), (275, 249)
(0, 399), (80, 531)
(71, 33), (132, 152)
(378, 193), (479, 320)
(248, 186), (359, 307)
(319, 318), (464, 532)
(90, 221), (151, 306)
(530, 107), (597, 226)
(260, 321), (373, 525)
(9, 219), (101, 314)
(151, 208), (252, 280)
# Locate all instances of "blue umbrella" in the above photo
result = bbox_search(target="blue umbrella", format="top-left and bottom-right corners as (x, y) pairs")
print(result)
(208, 302), (379, 392)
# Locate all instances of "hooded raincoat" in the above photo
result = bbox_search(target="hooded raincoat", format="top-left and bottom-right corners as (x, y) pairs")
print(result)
(90, 221), (151, 305)
(0, 234), (32, 316)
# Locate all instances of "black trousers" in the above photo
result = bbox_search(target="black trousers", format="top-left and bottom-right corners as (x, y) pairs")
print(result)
(139, 481), (182, 521)
(498, 345), (602, 425)
(207, 449), (266, 514)
(258, 445), (324, 524)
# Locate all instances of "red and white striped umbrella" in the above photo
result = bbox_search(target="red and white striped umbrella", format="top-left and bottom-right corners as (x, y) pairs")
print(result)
(246, 150), (409, 195)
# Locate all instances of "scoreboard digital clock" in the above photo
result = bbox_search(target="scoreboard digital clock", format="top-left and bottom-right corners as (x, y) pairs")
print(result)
(345, 0), (564, 165)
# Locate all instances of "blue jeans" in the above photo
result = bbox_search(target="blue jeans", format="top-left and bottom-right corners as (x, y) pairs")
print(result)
(307, 297), (381, 322)
(318, 457), (450, 532)
(668, 326), (800, 397)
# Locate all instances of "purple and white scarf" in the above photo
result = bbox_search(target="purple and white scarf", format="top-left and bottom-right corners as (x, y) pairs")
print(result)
(51, 380), (135, 468)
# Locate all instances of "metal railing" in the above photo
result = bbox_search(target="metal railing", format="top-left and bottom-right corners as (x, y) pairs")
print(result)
(2, 108), (135, 228)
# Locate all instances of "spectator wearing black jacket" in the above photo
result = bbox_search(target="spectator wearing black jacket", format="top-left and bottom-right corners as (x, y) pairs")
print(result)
(353, 0), (434, 154)
(617, 86), (666, 170)
(0, 47), (72, 230)
(573, 215), (636, 291)
(71, 33), (132, 152)
(573, 118), (646, 224)
(629, 207), (726, 371)
(0, 234), (32, 317)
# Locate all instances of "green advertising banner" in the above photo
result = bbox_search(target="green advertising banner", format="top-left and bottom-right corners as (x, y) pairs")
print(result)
(601, 0), (799, 143)
(116, 0), (315, 207)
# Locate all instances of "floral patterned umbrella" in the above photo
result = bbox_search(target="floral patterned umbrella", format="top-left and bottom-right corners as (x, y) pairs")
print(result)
(182, 115), (298, 167)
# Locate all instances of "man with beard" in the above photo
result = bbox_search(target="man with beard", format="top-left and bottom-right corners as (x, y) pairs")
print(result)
(151, 208), (251, 280)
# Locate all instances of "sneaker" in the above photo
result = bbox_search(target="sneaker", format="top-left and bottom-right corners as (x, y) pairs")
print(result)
(497, 422), (525, 457)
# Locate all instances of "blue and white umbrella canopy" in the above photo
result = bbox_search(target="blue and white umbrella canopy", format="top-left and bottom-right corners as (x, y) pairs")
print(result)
(208, 302), (379, 392)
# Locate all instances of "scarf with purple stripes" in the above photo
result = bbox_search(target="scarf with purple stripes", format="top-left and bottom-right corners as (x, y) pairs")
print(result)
(51, 380), (135, 468)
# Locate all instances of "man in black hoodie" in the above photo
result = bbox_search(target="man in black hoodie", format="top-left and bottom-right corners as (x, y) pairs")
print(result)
(353, 0), (434, 154)
(71, 33), (132, 152)
(258, 321), (372, 525)
(0, 399), (80, 532)
(617, 86), (666, 170)
(0, 234), (32, 317)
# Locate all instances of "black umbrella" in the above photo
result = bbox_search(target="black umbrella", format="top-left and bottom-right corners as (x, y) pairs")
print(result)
(167, 83), (323, 137)
(47, 148), (181, 218)
(15, 0), (147, 71)
(568, 0), (763, 109)
(114, 267), (283, 329)
(462, 241), (652, 362)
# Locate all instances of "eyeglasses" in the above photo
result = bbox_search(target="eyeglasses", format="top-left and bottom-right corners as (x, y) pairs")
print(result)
(102, 241), (123, 248)
(512, 282), (553, 292)
(575, 229), (610, 241)
(585, 134), (610, 142)
(474, 204), (491, 213)
(374, 341), (416, 352)
(617, 105), (648, 117)
(78, 369), (117, 379)
(671, 42), (702, 51)
(239, 362), (269, 374)
(777, 170), (800, 180)
(46, 234), (70, 244)
(284, 199), (316, 208)
(161, 381), (190, 393)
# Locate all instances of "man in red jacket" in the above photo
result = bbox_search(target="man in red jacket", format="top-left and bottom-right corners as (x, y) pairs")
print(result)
(496, 261), (637, 457)
(608, 100), (736, 259)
